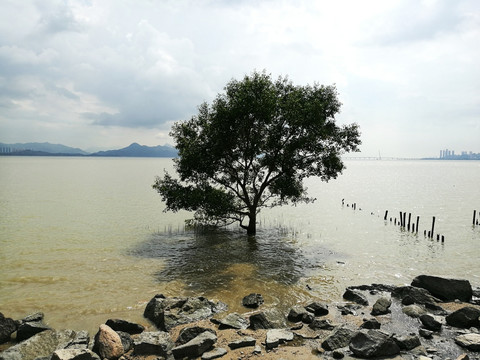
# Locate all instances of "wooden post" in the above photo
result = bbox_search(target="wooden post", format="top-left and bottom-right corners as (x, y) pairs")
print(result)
(384, 210), (388, 221)
(441, 235), (445, 242)
(403, 212), (407, 228)
(430, 216), (436, 239)
(399, 212), (403, 227)
(412, 223), (415, 232)
(407, 213), (412, 231)
(473, 210), (477, 226)
(416, 216), (420, 233)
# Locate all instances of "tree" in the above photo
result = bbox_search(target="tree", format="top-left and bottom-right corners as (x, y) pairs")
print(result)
(153, 71), (361, 235)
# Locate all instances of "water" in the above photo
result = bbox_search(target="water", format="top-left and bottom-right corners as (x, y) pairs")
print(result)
(0, 157), (479, 334)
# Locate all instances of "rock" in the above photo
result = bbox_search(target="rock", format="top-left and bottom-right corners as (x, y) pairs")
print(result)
(419, 314), (442, 332)
(144, 295), (227, 331)
(446, 307), (480, 329)
(332, 349), (345, 359)
(305, 302), (329, 316)
(105, 319), (144, 335)
(116, 331), (133, 353)
(242, 293), (264, 308)
(349, 330), (400, 358)
(456, 354), (470, 360)
(133, 331), (174, 356)
(393, 334), (421, 350)
(371, 297), (392, 316)
(412, 275), (473, 302)
(249, 312), (276, 330)
(402, 304), (427, 318)
(92, 324), (124, 360)
(343, 289), (369, 306)
(308, 318), (335, 331)
(287, 306), (308, 322)
(16, 320), (52, 342)
(228, 336), (256, 350)
(419, 328), (434, 339)
(265, 329), (294, 349)
(337, 304), (361, 316)
(175, 326), (216, 346)
(64, 330), (90, 349)
(321, 327), (355, 351)
(454, 333), (480, 351)
(0, 313), (17, 344)
(201, 347), (228, 360)
(172, 331), (217, 359)
(51, 349), (101, 360)
(392, 286), (438, 305)
(212, 312), (249, 330)
(21, 312), (45, 323)
(360, 318), (381, 330)
(0, 329), (77, 360)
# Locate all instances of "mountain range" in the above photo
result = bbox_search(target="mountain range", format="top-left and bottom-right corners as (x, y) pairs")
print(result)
(0, 142), (177, 158)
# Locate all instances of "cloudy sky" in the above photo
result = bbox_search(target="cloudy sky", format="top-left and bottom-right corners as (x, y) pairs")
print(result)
(0, 0), (478, 157)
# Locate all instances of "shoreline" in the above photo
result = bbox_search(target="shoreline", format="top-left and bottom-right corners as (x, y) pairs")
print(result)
(1, 274), (480, 359)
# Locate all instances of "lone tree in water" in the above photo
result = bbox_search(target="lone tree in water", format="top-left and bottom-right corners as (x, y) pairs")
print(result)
(153, 71), (361, 235)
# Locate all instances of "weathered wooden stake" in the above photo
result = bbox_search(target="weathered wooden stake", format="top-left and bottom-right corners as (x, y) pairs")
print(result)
(473, 210), (477, 226)
(437, 234), (440, 241)
(441, 235), (445, 242)
(384, 210), (388, 221)
(403, 212), (407, 228)
(399, 212), (403, 227)
(407, 213), (412, 231)
(424, 230), (427, 237)
(428, 231), (431, 238)
(412, 223), (415, 232)
(416, 216), (420, 233)
(430, 216), (436, 239)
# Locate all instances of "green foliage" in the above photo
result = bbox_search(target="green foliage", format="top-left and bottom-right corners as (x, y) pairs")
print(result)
(153, 70), (361, 234)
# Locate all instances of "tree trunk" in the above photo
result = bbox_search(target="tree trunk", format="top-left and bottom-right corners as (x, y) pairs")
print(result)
(247, 213), (257, 236)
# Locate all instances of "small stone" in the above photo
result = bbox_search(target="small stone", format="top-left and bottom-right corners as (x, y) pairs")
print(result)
(420, 314), (442, 332)
(93, 324), (124, 360)
(214, 312), (249, 330)
(176, 326), (216, 346)
(242, 293), (264, 308)
(402, 304), (427, 318)
(0, 313), (18, 344)
(321, 327), (355, 351)
(287, 306), (308, 322)
(456, 354), (470, 360)
(360, 318), (381, 329)
(228, 336), (256, 350)
(305, 302), (329, 316)
(394, 334), (421, 350)
(51, 349), (101, 360)
(201, 347), (227, 360)
(172, 331), (217, 359)
(343, 289), (369, 306)
(248, 312), (275, 330)
(332, 350), (345, 359)
(265, 329), (294, 349)
(308, 319), (334, 331)
(419, 328), (434, 339)
(371, 297), (392, 316)
(454, 333), (480, 351)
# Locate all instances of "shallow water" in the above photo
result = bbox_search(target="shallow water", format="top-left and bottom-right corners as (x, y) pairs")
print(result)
(0, 157), (479, 334)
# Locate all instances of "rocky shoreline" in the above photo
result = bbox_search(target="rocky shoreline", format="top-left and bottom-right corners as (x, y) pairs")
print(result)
(1, 274), (479, 360)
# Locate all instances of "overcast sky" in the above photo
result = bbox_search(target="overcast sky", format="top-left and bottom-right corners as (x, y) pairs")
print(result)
(0, 0), (478, 157)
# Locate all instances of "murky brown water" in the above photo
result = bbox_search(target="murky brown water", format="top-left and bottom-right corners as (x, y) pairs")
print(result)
(1, 157), (479, 335)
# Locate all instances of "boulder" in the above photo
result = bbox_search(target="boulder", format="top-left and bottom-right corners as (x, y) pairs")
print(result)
(337, 304), (361, 316)
(175, 326), (216, 346)
(305, 302), (329, 316)
(144, 295), (227, 331)
(321, 327), (355, 351)
(418, 328), (434, 339)
(242, 293), (264, 308)
(249, 312), (276, 330)
(454, 333), (480, 351)
(92, 324), (124, 360)
(0, 313), (17, 344)
(349, 330), (400, 358)
(308, 319), (335, 331)
(51, 349), (101, 360)
(371, 297), (392, 316)
(64, 330), (90, 350)
(287, 306), (308, 323)
(105, 319), (144, 335)
(133, 331), (173, 356)
(0, 329), (77, 360)
(412, 275), (473, 302)
(393, 334), (421, 350)
(343, 289), (369, 306)
(228, 336), (256, 350)
(212, 312), (249, 330)
(116, 331), (133, 353)
(446, 306), (480, 329)
(419, 314), (442, 332)
(402, 304), (427, 318)
(392, 286), (438, 305)
(265, 329), (294, 349)
(16, 320), (51, 342)
(172, 331), (217, 359)
(201, 347), (228, 360)
(360, 318), (381, 330)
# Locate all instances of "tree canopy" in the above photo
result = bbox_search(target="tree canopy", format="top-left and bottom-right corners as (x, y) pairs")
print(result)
(153, 71), (361, 235)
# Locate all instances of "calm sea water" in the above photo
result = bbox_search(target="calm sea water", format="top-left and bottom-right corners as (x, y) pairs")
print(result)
(1, 157), (479, 334)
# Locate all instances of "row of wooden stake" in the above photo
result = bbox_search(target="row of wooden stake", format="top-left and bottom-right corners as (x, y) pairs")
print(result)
(383, 210), (444, 242)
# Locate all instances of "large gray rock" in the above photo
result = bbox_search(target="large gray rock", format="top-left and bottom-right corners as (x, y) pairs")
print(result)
(175, 326), (216, 346)
(144, 295), (226, 331)
(265, 329), (294, 349)
(445, 306), (480, 328)
(248, 312), (276, 330)
(343, 289), (369, 306)
(305, 302), (329, 316)
(64, 330), (90, 350)
(321, 327), (355, 351)
(308, 318), (334, 331)
(212, 312), (249, 330)
(0, 313), (17, 344)
(242, 293), (264, 308)
(392, 286), (438, 305)
(419, 314), (442, 332)
(454, 333), (480, 351)
(402, 304), (427, 318)
(201, 347), (227, 360)
(349, 330), (400, 358)
(0, 329), (77, 360)
(371, 297), (391, 316)
(228, 336), (256, 350)
(412, 275), (473, 302)
(172, 331), (217, 359)
(51, 349), (101, 360)
(16, 321), (51, 342)
(287, 306), (309, 323)
(92, 324), (124, 360)
(105, 319), (144, 335)
(133, 331), (174, 356)
(393, 334), (421, 350)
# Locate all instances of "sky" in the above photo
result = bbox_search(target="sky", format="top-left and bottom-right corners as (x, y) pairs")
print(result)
(0, 0), (479, 157)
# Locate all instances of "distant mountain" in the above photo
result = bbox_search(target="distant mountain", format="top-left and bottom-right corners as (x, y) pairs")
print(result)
(90, 143), (177, 157)
(0, 142), (88, 155)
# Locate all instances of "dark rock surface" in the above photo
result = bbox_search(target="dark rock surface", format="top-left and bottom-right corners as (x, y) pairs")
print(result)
(105, 319), (144, 335)
(371, 296), (392, 316)
(305, 301), (329, 316)
(132, 331), (174, 356)
(321, 327), (355, 351)
(412, 275), (473, 302)
(227, 336), (256, 350)
(446, 306), (480, 328)
(175, 326), (216, 346)
(343, 288), (369, 306)
(0, 314), (17, 344)
(242, 293), (264, 308)
(349, 329), (400, 358)
(172, 331), (217, 359)
(211, 312), (249, 330)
